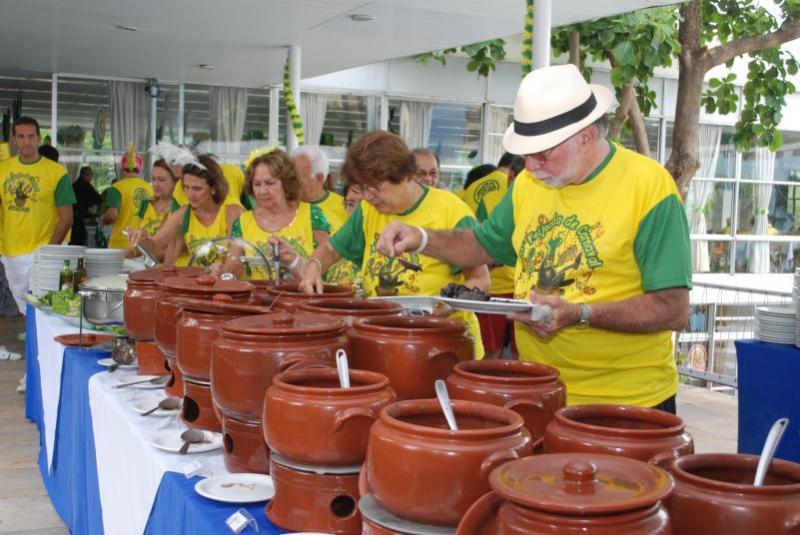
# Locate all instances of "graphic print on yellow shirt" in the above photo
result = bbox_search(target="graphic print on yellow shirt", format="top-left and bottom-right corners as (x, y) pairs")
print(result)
(136, 198), (169, 237)
(230, 203), (329, 281)
(477, 188), (515, 295)
(0, 156), (75, 256)
(106, 177), (153, 249)
(180, 205), (229, 266)
(474, 144), (692, 407)
(463, 169), (508, 214)
(329, 187), (485, 359)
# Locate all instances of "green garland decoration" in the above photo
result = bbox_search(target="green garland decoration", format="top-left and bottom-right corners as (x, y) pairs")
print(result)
(522, 0), (534, 77)
(283, 54), (305, 146)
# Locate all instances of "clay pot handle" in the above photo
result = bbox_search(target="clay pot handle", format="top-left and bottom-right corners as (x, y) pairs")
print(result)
(503, 398), (545, 413)
(456, 491), (504, 535)
(277, 354), (332, 373)
(333, 407), (376, 432)
(649, 449), (681, 471)
(480, 448), (521, 479)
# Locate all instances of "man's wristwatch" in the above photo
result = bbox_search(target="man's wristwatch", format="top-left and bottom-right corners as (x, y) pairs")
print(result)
(576, 304), (591, 328)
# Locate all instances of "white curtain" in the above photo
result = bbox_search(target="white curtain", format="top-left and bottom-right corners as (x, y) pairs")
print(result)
(399, 101), (433, 149)
(691, 125), (722, 272)
(110, 81), (150, 175)
(748, 146), (776, 273)
(301, 93), (328, 146)
(209, 86), (247, 157)
(485, 106), (512, 167)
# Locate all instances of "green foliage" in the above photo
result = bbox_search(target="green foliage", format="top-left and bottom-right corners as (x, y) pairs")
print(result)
(414, 39), (506, 78)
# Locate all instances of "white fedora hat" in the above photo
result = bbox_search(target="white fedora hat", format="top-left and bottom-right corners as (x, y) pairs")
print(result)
(503, 64), (613, 156)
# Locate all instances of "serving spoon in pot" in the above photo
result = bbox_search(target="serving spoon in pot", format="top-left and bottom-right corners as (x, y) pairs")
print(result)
(754, 417), (789, 486)
(435, 379), (458, 431)
(336, 349), (350, 389)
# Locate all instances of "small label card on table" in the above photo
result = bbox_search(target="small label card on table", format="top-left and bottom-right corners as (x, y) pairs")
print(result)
(226, 508), (258, 533)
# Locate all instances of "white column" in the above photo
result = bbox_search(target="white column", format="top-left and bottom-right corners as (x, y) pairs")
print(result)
(269, 86), (280, 147)
(178, 83), (185, 144)
(533, 0), (552, 69)
(149, 84), (157, 165)
(51, 74), (58, 140)
(287, 45), (302, 150)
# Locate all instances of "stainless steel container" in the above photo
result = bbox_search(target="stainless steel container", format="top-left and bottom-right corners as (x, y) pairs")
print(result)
(79, 275), (127, 325)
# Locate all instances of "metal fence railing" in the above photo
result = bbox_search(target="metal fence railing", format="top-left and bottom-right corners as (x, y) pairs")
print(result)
(675, 278), (793, 390)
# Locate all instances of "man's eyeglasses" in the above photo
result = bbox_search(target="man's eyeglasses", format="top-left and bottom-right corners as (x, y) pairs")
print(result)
(525, 133), (577, 163)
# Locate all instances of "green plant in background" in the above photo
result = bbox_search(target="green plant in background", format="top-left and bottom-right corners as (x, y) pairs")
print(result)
(283, 54), (305, 145)
(414, 39), (507, 78)
(57, 125), (86, 146)
(521, 0), (534, 76)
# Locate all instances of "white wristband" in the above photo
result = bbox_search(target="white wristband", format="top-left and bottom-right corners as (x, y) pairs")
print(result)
(287, 254), (300, 271)
(413, 227), (429, 254)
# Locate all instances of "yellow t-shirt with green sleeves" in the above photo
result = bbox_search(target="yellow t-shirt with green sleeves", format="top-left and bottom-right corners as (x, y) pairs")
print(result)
(0, 156), (76, 256)
(172, 163), (245, 210)
(463, 170), (508, 214)
(474, 143), (691, 407)
(136, 198), (170, 237)
(330, 186), (485, 360)
(178, 205), (230, 266)
(312, 191), (360, 285)
(230, 203), (330, 281)
(106, 177), (153, 249)
(476, 186), (515, 295)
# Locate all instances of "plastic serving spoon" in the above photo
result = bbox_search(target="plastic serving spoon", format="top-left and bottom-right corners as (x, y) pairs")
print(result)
(336, 349), (350, 389)
(141, 396), (181, 417)
(435, 379), (458, 431)
(754, 417), (789, 486)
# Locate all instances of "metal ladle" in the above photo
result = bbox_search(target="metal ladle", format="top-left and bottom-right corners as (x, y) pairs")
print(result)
(435, 379), (458, 431)
(178, 429), (207, 455)
(754, 417), (789, 486)
(336, 349), (350, 389)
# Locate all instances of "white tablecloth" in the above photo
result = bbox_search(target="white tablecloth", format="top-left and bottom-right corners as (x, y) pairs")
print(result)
(88, 370), (229, 535)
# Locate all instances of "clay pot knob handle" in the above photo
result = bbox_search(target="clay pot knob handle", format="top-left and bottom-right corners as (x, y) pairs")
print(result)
(196, 275), (216, 286)
(563, 460), (597, 484)
(212, 293), (234, 303)
(273, 315), (294, 327)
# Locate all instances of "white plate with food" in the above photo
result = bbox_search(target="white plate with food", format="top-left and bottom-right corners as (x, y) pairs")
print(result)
(131, 398), (181, 416)
(195, 473), (275, 503)
(97, 357), (138, 370)
(438, 296), (535, 315)
(149, 430), (223, 454)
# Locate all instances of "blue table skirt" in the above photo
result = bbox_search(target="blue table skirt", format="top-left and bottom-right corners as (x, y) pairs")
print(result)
(25, 307), (284, 534)
(736, 339), (800, 463)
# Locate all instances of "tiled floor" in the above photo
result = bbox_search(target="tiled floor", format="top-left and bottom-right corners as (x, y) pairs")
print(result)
(0, 311), (738, 534)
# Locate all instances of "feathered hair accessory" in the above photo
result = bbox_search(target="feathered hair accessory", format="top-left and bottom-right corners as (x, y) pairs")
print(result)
(149, 142), (207, 171)
(244, 146), (277, 170)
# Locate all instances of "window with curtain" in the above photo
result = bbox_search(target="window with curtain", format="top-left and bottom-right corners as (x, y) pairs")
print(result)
(155, 83), (181, 145)
(485, 106), (513, 167)
(618, 117), (662, 161)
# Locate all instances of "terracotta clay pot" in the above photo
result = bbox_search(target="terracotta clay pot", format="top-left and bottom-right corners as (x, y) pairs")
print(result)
(135, 340), (168, 377)
(164, 363), (184, 398)
(182, 379), (221, 432)
(299, 298), (403, 328)
(366, 399), (533, 527)
(266, 282), (354, 312)
(359, 494), (450, 535)
(457, 453), (674, 535)
(266, 455), (361, 535)
(544, 404), (694, 465)
(264, 367), (396, 466)
(123, 266), (205, 340)
(349, 316), (474, 401)
(447, 360), (566, 440)
(212, 313), (346, 423)
(174, 296), (276, 382)
(222, 415), (270, 474)
(667, 453), (800, 534)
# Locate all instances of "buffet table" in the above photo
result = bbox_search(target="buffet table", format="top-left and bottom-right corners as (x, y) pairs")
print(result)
(25, 305), (284, 535)
(735, 339), (800, 463)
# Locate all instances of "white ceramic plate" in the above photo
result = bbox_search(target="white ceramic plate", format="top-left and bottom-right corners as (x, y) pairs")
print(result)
(115, 375), (167, 390)
(438, 296), (533, 315)
(98, 357), (138, 370)
(194, 473), (275, 503)
(131, 398), (181, 416)
(149, 430), (223, 454)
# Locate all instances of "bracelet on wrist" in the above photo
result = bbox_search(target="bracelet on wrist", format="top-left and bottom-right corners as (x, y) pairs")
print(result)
(413, 227), (429, 254)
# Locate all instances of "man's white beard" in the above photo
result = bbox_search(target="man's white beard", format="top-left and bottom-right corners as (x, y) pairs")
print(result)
(536, 175), (574, 189)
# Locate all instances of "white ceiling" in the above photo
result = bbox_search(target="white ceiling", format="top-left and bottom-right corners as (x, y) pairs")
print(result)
(0, 0), (678, 88)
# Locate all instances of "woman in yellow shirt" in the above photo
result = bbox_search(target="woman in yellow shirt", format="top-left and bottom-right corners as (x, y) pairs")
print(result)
(224, 149), (330, 281)
(128, 155), (243, 266)
(299, 131), (489, 359)
(125, 160), (178, 261)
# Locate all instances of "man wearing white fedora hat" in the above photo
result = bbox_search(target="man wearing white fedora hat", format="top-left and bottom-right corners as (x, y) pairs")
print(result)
(377, 64), (691, 412)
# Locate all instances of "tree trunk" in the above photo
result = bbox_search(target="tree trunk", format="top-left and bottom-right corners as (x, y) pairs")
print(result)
(568, 31), (581, 69)
(609, 82), (634, 138)
(665, 0), (704, 199)
(628, 94), (652, 158)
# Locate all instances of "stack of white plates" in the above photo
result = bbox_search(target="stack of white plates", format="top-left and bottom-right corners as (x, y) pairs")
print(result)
(86, 249), (124, 278)
(30, 245), (86, 296)
(755, 306), (796, 345)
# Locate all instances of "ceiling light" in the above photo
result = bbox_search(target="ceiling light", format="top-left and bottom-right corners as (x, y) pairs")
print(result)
(115, 24), (139, 32)
(199, 64), (216, 71)
(348, 14), (374, 22)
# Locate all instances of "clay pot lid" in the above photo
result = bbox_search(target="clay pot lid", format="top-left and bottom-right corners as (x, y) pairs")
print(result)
(266, 282), (354, 298)
(170, 295), (276, 316)
(490, 453), (674, 516)
(222, 312), (345, 336)
(158, 274), (254, 295)
(300, 298), (404, 315)
(128, 266), (205, 283)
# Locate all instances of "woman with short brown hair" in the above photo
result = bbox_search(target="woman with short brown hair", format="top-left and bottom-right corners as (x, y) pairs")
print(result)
(300, 131), (489, 358)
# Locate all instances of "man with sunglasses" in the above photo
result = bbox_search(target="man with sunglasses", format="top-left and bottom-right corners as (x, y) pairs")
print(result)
(376, 64), (691, 413)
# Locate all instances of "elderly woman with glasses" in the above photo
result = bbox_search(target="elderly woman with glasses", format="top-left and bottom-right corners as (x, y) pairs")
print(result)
(299, 131), (489, 359)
